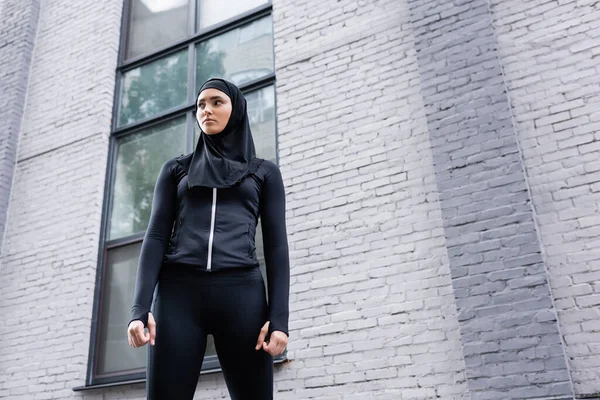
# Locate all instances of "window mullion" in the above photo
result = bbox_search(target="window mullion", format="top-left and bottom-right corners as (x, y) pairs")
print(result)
(187, 39), (196, 153)
(187, 42), (196, 107)
(188, 0), (196, 37)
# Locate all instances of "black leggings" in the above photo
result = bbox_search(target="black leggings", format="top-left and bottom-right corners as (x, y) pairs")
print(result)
(146, 264), (273, 399)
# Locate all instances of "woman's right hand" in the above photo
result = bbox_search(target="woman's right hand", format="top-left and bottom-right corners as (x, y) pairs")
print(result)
(127, 312), (156, 347)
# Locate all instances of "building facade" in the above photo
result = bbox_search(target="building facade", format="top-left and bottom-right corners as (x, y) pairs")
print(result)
(0, 0), (599, 399)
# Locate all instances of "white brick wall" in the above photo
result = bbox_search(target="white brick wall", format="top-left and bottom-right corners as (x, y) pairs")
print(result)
(490, 0), (600, 395)
(0, 0), (121, 398)
(0, 0), (472, 398)
(274, 0), (469, 398)
(0, 0), (41, 255)
(4, 0), (571, 398)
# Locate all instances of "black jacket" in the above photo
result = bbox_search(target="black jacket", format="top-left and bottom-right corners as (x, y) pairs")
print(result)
(129, 153), (290, 337)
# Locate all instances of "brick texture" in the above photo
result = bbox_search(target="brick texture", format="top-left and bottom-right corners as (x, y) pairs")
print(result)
(0, 0), (471, 398)
(489, 0), (600, 396)
(274, 0), (470, 398)
(0, 0), (41, 258)
(407, 0), (573, 398)
(1, 0), (597, 399)
(0, 1), (122, 399)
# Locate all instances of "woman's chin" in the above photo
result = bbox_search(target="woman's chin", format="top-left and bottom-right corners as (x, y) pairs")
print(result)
(203, 128), (222, 135)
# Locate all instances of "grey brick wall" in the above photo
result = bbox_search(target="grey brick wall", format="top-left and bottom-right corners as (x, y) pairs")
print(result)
(0, 0), (471, 398)
(1, 0), (598, 399)
(0, 0), (41, 258)
(0, 1), (121, 399)
(274, 0), (469, 397)
(407, 0), (573, 398)
(0, 0), (466, 399)
(489, 0), (600, 396)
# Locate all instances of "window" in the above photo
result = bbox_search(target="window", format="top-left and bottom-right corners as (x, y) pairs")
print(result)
(86, 0), (279, 387)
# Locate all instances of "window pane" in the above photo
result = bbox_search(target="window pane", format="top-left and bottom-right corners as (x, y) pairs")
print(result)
(97, 242), (144, 375)
(246, 85), (276, 162)
(96, 242), (217, 375)
(193, 85), (276, 162)
(109, 117), (187, 240)
(195, 16), (273, 90)
(197, 0), (268, 30)
(119, 50), (188, 127)
(126, 0), (190, 60)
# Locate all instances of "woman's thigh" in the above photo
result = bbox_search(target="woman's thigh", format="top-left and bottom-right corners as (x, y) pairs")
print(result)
(211, 270), (273, 400)
(147, 276), (208, 400)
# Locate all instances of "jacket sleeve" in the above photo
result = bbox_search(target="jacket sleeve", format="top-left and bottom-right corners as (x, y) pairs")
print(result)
(259, 161), (291, 338)
(129, 159), (177, 328)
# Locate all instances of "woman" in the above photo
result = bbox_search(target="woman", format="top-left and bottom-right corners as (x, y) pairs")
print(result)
(126, 77), (290, 400)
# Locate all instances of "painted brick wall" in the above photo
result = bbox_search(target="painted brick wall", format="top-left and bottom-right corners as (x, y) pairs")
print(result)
(0, 0), (120, 398)
(0, 0), (41, 259)
(0, 0), (471, 399)
(489, 0), (600, 395)
(273, 0), (470, 398)
(4, 0), (598, 399)
(406, 0), (574, 398)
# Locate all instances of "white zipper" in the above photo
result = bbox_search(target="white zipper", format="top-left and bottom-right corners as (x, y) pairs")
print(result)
(206, 188), (217, 271)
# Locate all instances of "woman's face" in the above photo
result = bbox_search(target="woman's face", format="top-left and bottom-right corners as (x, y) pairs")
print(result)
(196, 88), (232, 135)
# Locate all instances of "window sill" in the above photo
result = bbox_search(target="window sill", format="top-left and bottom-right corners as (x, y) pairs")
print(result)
(72, 355), (288, 392)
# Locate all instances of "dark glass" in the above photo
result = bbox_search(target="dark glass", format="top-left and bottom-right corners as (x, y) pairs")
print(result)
(119, 50), (188, 127)
(97, 242), (145, 374)
(195, 16), (273, 92)
(197, 0), (268, 30)
(109, 117), (186, 240)
(126, 0), (190, 60)
(246, 85), (276, 162)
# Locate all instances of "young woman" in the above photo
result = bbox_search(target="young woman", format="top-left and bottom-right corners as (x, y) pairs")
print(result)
(126, 77), (290, 399)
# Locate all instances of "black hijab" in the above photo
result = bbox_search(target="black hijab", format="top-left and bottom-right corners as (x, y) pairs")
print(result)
(187, 78), (257, 189)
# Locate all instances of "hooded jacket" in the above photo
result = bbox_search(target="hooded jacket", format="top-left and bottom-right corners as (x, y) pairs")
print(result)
(129, 78), (290, 339)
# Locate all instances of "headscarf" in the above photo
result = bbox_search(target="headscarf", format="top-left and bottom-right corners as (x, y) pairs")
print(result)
(187, 78), (257, 189)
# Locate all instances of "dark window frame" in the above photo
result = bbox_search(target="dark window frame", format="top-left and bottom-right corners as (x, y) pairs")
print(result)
(76, 0), (285, 391)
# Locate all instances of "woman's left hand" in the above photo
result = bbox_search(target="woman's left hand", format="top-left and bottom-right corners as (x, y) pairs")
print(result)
(255, 321), (288, 355)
